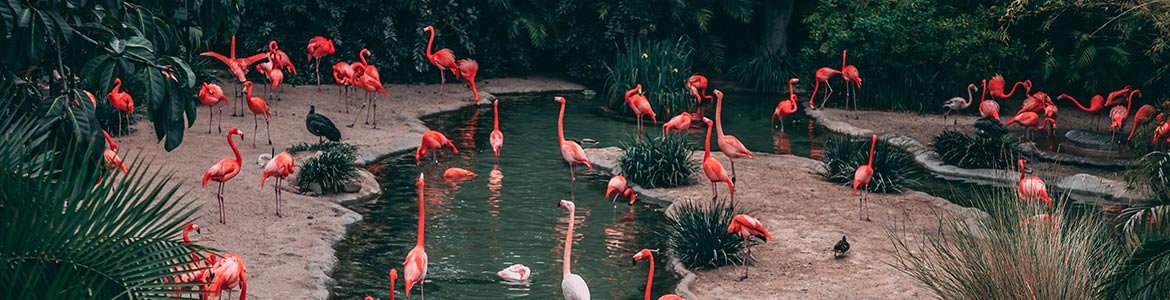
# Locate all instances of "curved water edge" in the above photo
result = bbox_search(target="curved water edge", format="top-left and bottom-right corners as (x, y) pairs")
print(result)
(802, 106), (1150, 204)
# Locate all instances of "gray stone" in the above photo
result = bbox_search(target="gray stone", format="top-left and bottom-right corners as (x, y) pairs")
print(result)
(344, 181), (362, 193)
(308, 182), (324, 195)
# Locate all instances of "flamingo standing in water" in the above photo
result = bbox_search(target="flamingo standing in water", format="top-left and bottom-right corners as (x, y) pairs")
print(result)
(101, 130), (127, 173)
(810, 65), (842, 109)
(662, 112), (693, 136)
(457, 59), (480, 103)
(942, 83), (978, 119)
(1016, 159), (1052, 207)
(388, 268), (399, 300)
(198, 83), (231, 133)
(261, 152), (295, 217)
(423, 25), (459, 101)
(416, 130), (459, 165)
(977, 79), (1001, 121)
(1129, 104), (1158, 141)
(242, 81), (273, 147)
(106, 78), (135, 136)
(988, 74), (1031, 100)
(202, 127), (244, 224)
(403, 174), (429, 300)
(306, 36), (336, 91)
(558, 200), (590, 300)
(624, 85), (657, 137)
(332, 61), (355, 112)
(497, 264), (531, 282)
(853, 135), (877, 221)
(443, 167), (478, 181)
(714, 89), (753, 183)
(206, 253), (248, 300)
(840, 50), (862, 110)
(701, 117), (734, 205)
(687, 74), (712, 115)
(201, 36), (267, 116)
(773, 78), (800, 130)
(555, 96), (593, 195)
(632, 249), (683, 300)
(490, 99), (504, 158)
(605, 175), (637, 205)
(727, 214), (772, 281)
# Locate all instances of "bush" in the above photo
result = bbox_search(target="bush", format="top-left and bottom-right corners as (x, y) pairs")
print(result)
(932, 130), (1021, 169)
(664, 198), (752, 270)
(603, 39), (695, 118)
(728, 47), (802, 93)
(1125, 151), (1170, 200)
(890, 190), (1122, 299)
(820, 135), (920, 193)
(619, 134), (696, 188)
(294, 142), (359, 194)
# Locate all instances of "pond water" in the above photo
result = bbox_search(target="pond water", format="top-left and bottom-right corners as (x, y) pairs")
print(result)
(328, 91), (1051, 299)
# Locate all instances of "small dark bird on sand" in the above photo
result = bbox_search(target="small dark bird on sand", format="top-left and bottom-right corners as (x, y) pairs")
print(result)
(833, 235), (850, 258)
(306, 105), (341, 143)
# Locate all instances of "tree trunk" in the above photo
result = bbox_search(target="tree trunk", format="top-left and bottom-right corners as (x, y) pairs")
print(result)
(762, 0), (795, 56)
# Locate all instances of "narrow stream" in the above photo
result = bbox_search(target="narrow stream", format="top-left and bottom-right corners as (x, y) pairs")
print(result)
(328, 91), (1077, 299)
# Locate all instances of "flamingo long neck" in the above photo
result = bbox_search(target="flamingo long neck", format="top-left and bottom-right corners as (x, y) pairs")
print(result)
(1126, 90), (1140, 111)
(643, 253), (655, 300)
(979, 80), (988, 104)
(230, 36), (237, 59)
(866, 136), (876, 168)
(360, 51), (369, 68)
(245, 84), (253, 99)
(841, 50), (848, 71)
(703, 122), (713, 160)
(1006, 81), (1026, 98)
(1061, 94), (1093, 111)
(715, 94), (726, 137)
(787, 81), (797, 104)
(389, 275), (396, 300)
(965, 85), (975, 107)
(625, 88), (638, 102)
(426, 29), (436, 57)
(493, 101), (500, 131)
(1019, 163), (1026, 181)
(563, 206), (574, 276)
(113, 79), (122, 93)
(557, 101), (566, 143)
(416, 185), (426, 248)
(182, 227), (192, 244)
(229, 133), (242, 167)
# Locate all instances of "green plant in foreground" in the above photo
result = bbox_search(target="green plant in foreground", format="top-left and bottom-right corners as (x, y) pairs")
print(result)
(932, 130), (1021, 169)
(619, 134), (697, 188)
(296, 142), (359, 194)
(891, 190), (1122, 300)
(603, 39), (695, 118)
(288, 141), (359, 157)
(0, 108), (202, 298)
(664, 197), (752, 270)
(820, 136), (920, 193)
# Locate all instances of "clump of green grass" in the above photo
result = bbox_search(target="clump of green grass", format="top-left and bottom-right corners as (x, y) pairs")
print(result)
(931, 130), (1020, 169)
(619, 134), (696, 188)
(890, 190), (1122, 299)
(294, 142), (359, 194)
(820, 136), (920, 193)
(664, 197), (753, 270)
(603, 38), (695, 117)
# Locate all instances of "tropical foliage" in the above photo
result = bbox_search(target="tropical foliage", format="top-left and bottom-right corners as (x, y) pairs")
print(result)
(0, 0), (242, 151)
(0, 101), (203, 298)
(619, 134), (697, 188)
(663, 197), (751, 270)
(293, 141), (359, 194)
(820, 135), (920, 194)
(603, 39), (695, 118)
(932, 130), (1021, 169)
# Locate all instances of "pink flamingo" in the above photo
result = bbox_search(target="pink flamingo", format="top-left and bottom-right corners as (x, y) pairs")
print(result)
(841, 50), (863, 110)
(306, 36), (336, 91)
(332, 61), (355, 112)
(201, 36), (267, 116)
(490, 99), (504, 158)
(1006, 111), (1056, 143)
(242, 81), (272, 147)
(701, 117), (734, 205)
(714, 89), (753, 183)
(1110, 89), (1141, 141)
(197, 82), (231, 133)
(632, 249), (683, 300)
(853, 134), (877, 221)
(773, 78), (800, 130)
(206, 253), (248, 300)
(423, 25), (459, 101)
(1129, 104), (1158, 141)
(605, 175), (637, 205)
(106, 78), (135, 136)
(943, 83), (978, 119)
(555, 96), (593, 195)
(624, 84), (657, 137)
(988, 75), (1030, 100)
(1058, 92), (1107, 130)
(977, 79), (1001, 121)
(261, 152), (295, 217)
(558, 200), (591, 299)
(443, 167), (478, 181)
(101, 130), (127, 173)
(416, 130), (459, 165)
(403, 174), (429, 300)
(662, 112), (693, 136)
(457, 59), (480, 103)
(266, 41), (296, 75)
(1103, 86), (1134, 107)
(1016, 159), (1052, 207)
(687, 74), (713, 115)
(811, 65), (842, 109)
(728, 214), (772, 280)
(202, 127), (244, 224)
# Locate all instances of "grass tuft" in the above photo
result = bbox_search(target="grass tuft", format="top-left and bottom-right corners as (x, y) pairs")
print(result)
(619, 134), (697, 188)
(820, 136), (920, 193)
(664, 197), (754, 270)
(931, 130), (1020, 169)
(294, 142), (359, 194)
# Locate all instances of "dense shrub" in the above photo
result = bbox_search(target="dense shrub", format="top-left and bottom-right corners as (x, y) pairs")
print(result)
(619, 134), (696, 188)
(820, 136), (920, 194)
(604, 39), (695, 118)
(664, 197), (752, 270)
(932, 130), (1021, 169)
(294, 142), (359, 194)
(800, 0), (1023, 111)
(891, 190), (1123, 299)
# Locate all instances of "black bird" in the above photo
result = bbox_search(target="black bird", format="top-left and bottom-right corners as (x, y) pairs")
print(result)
(833, 235), (850, 258)
(974, 117), (1009, 139)
(306, 105), (341, 143)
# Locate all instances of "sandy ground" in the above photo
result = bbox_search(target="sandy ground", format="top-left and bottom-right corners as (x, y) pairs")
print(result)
(585, 148), (984, 300)
(112, 76), (583, 299)
(814, 106), (1128, 182)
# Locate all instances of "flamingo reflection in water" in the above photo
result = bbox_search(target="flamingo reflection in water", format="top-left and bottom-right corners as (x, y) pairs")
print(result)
(458, 109), (480, 152)
(603, 208), (638, 253)
(773, 130), (793, 155)
(488, 165), (503, 218)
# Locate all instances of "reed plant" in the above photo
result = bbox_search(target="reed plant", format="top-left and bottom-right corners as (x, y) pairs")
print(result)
(603, 38), (695, 118)
(820, 135), (920, 193)
(618, 134), (697, 188)
(663, 197), (753, 270)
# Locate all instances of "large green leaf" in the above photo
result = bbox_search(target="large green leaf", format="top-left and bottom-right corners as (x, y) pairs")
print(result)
(0, 0), (21, 35)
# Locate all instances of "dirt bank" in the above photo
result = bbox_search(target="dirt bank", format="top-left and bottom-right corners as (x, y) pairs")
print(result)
(114, 76), (583, 299)
(585, 147), (984, 300)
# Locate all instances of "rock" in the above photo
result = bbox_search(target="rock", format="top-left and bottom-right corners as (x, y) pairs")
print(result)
(308, 183), (324, 195)
(344, 180), (361, 193)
